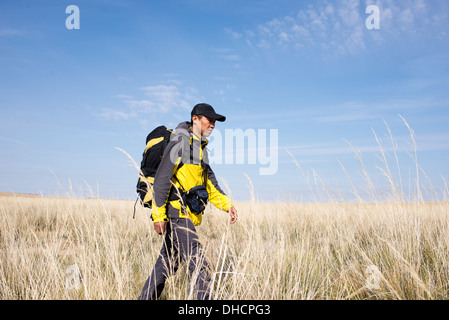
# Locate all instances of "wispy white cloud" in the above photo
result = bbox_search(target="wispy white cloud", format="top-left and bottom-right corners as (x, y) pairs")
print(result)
(97, 82), (202, 120)
(210, 75), (239, 102)
(285, 143), (380, 157)
(114, 94), (133, 100)
(369, 0), (449, 37)
(139, 84), (192, 112)
(309, 95), (449, 125)
(220, 54), (240, 61)
(313, 112), (376, 123)
(224, 27), (242, 39)
(284, 131), (449, 158)
(210, 47), (241, 65)
(244, 0), (367, 56)
(0, 28), (24, 37)
(97, 108), (133, 121)
(233, 0), (449, 58)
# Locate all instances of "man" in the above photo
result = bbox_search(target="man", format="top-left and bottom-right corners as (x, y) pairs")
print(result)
(139, 103), (238, 300)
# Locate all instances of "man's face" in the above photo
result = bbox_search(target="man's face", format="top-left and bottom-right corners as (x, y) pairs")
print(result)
(193, 115), (216, 138)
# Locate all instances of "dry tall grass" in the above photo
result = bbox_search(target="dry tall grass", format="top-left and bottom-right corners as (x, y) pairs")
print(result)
(1, 194), (448, 300)
(1, 119), (448, 300)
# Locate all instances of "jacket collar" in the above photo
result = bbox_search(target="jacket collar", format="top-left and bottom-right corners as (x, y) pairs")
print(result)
(175, 121), (209, 147)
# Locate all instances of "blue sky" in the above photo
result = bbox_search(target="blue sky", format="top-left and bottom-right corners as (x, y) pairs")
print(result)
(1, 0), (449, 202)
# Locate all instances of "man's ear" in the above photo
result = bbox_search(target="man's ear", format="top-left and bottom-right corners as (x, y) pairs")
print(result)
(192, 115), (200, 124)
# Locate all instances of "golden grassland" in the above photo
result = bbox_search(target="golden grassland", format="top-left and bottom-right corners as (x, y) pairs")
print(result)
(1, 192), (448, 300)
(2, 119), (448, 299)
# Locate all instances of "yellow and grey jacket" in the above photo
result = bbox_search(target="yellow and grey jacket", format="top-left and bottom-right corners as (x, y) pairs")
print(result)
(152, 121), (232, 226)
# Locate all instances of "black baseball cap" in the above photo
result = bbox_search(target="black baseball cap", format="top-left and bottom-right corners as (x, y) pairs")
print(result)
(191, 103), (226, 122)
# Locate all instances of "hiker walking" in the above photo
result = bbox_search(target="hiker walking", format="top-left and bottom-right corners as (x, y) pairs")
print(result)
(138, 103), (238, 300)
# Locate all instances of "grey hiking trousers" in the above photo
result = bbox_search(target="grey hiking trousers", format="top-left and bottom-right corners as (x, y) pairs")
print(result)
(138, 218), (212, 300)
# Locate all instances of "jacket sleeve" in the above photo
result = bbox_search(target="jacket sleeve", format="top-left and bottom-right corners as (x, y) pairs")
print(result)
(151, 136), (182, 222)
(205, 164), (233, 212)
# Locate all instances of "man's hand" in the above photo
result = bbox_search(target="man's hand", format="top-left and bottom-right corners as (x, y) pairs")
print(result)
(229, 207), (238, 224)
(154, 221), (167, 235)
